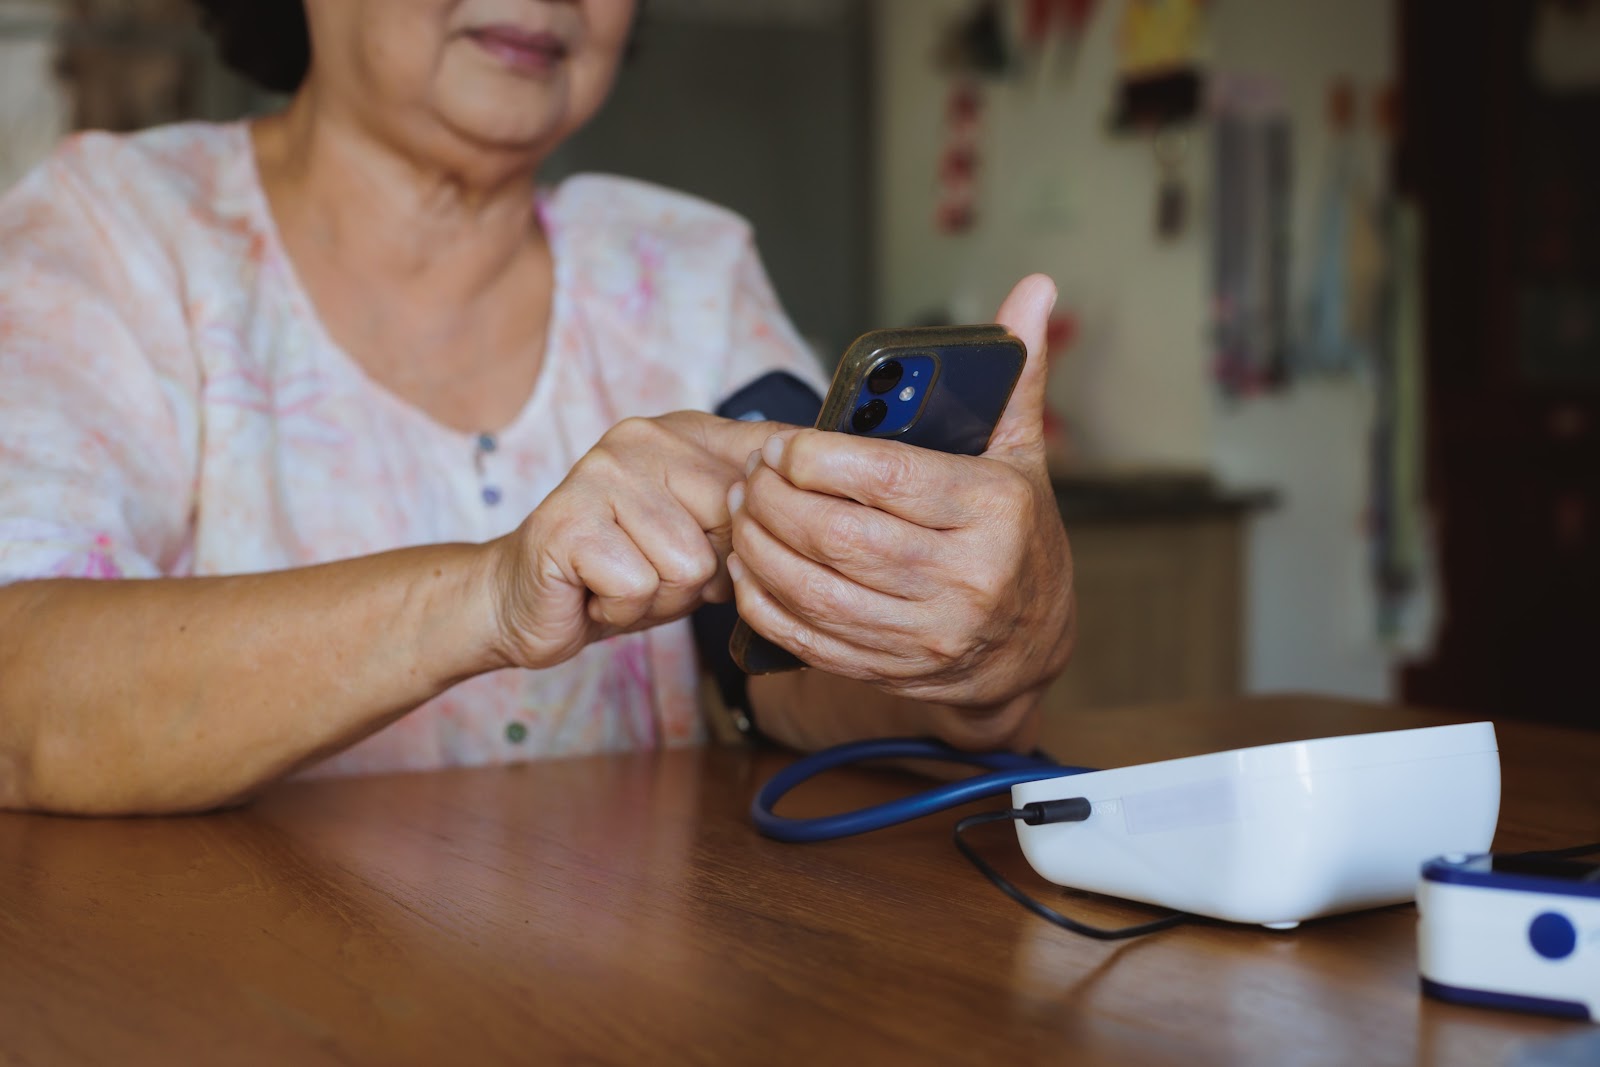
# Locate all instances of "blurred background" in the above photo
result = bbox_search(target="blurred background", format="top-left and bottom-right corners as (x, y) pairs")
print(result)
(2, 0), (1596, 728)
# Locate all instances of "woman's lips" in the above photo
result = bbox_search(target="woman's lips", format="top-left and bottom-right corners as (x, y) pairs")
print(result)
(465, 26), (570, 74)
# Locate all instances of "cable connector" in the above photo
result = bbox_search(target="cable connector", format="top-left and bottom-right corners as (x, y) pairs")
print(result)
(1019, 797), (1092, 825)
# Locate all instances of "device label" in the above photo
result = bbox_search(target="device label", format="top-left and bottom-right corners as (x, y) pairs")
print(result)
(1120, 778), (1242, 835)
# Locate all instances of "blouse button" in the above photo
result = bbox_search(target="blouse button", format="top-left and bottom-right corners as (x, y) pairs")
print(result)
(482, 486), (503, 506)
(505, 721), (527, 744)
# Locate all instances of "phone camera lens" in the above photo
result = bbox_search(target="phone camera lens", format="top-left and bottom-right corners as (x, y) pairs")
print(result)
(866, 360), (904, 395)
(852, 399), (888, 433)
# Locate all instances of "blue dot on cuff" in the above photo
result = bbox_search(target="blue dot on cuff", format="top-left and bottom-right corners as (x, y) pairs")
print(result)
(1528, 911), (1577, 960)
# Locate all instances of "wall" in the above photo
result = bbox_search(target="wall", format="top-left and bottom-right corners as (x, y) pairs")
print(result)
(875, 0), (1401, 699)
(0, 2), (267, 195)
(0, 1), (70, 192)
(1209, 0), (1398, 699)
(876, 0), (1214, 465)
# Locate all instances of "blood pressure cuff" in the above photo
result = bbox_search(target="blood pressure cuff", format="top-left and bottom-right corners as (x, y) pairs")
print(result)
(691, 371), (824, 723)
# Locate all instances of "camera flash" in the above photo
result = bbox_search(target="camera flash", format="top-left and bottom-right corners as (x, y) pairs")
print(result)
(898, 386), (915, 402)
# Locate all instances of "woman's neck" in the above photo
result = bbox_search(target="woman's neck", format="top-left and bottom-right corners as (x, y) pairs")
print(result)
(246, 84), (557, 435)
(251, 86), (545, 311)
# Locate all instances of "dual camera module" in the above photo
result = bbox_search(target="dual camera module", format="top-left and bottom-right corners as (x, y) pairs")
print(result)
(851, 359), (912, 433)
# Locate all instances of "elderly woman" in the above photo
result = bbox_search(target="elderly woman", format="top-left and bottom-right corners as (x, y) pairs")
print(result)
(0, 0), (1074, 815)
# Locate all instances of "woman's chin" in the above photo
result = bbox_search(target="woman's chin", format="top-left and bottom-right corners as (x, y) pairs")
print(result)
(434, 95), (570, 157)
(404, 51), (610, 163)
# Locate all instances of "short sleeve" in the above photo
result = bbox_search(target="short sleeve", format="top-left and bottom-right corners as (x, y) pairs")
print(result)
(0, 155), (197, 585)
(721, 239), (832, 405)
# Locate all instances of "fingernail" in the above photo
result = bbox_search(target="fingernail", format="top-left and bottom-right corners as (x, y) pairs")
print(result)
(746, 450), (763, 476)
(763, 434), (785, 467)
(1032, 274), (1058, 316)
(726, 553), (745, 582)
(727, 482), (745, 513)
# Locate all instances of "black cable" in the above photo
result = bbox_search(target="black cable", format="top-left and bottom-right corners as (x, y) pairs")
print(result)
(953, 807), (1191, 941)
(1500, 839), (1600, 883)
(1539, 841), (1600, 883)
(1514, 840), (1600, 860)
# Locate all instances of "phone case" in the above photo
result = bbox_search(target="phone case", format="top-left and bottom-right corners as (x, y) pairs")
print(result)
(729, 324), (1027, 675)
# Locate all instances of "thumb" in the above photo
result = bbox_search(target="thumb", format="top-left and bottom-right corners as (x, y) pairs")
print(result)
(985, 273), (1058, 462)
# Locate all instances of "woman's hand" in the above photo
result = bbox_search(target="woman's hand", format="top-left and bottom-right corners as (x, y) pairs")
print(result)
(489, 411), (779, 671)
(727, 275), (1074, 709)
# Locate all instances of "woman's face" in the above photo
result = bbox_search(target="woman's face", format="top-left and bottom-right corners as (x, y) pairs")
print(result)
(301, 0), (636, 166)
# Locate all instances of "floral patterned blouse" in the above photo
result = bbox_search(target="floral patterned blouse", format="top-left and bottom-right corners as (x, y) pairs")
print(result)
(0, 122), (826, 776)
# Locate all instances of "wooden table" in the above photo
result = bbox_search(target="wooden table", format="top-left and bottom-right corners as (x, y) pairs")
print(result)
(1, 697), (1595, 1066)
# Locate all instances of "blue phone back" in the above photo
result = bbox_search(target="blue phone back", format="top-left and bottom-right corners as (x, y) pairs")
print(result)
(825, 340), (1026, 454)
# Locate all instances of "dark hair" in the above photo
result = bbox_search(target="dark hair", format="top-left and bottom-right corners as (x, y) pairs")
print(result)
(192, 0), (311, 95)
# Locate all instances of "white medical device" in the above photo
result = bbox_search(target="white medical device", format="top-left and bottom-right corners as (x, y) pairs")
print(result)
(1418, 850), (1599, 1021)
(1010, 722), (1501, 928)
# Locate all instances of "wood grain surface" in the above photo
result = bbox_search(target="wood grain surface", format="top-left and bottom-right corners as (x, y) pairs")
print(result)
(1, 696), (1595, 1066)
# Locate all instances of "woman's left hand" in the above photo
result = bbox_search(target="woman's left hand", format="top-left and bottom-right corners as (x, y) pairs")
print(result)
(727, 274), (1075, 710)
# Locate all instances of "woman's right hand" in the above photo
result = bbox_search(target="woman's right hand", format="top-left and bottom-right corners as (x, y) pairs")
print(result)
(488, 411), (781, 670)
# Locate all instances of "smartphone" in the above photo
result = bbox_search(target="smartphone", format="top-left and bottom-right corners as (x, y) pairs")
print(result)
(729, 323), (1027, 674)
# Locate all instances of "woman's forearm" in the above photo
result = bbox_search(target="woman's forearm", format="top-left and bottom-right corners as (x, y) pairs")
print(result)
(747, 584), (1075, 755)
(0, 543), (505, 815)
(747, 669), (1043, 755)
